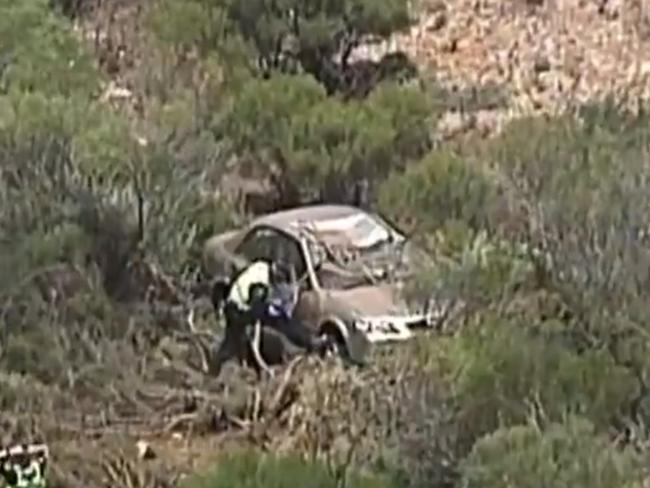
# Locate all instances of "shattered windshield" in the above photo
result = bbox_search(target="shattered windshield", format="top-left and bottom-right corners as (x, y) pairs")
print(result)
(306, 212), (394, 249)
(297, 212), (408, 290)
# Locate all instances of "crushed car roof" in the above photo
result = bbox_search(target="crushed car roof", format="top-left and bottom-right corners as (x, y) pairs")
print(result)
(251, 204), (395, 249)
(252, 204), (360, 227)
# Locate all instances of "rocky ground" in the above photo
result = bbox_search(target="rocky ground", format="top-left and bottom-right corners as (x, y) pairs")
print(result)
(84, 0), (650, 139)
(356, 0), (650, 137)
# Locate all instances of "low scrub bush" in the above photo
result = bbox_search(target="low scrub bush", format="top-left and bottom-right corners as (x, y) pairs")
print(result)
(460, 416), (643, 488)
(447, 318), (635, 436)
(184, 449), (394, 488)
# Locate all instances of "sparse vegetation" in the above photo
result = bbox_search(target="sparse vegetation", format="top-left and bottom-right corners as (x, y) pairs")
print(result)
(184, 449), (393, 488)
(4, 0), (650, 487)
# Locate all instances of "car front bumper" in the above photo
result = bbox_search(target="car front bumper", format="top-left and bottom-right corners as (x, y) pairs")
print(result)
(354, 313), (435, 343)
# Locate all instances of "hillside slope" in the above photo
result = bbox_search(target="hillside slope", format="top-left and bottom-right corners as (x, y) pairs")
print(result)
(356, 0), (650, 135)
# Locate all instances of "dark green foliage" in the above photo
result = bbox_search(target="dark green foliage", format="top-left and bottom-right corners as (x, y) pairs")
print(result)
(225, 74), (435, 206)
(460, 417), (643, 488)
(378, 150), (495, 235)
(221, 0), (414, 92)
(0, 0), (99, 96)
(49, 0), (98, 19)
(448, 319), (635, 435)
(184, 449), (393, 488)
(149, 0), (416, 96)
(148, 0), (429, 210)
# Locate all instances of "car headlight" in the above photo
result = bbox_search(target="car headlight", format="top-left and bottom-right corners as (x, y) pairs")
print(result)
(354, 317), (374, 333)
(354, 317), (401, 334)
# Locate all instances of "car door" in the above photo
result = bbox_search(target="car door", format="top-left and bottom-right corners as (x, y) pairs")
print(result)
(266, 231), (321, 331)
(234, 226), (321, 329)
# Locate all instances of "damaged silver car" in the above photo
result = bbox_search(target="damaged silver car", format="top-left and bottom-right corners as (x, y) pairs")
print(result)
(202, 204), (443, 360)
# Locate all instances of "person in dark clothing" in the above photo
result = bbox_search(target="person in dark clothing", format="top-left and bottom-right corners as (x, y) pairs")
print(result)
(264, 279), (322, 352)
(209, 281), (247, 376)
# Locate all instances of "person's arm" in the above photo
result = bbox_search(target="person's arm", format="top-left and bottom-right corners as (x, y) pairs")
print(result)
(248, 282), (270, 322)
(0, 463), (17, 486)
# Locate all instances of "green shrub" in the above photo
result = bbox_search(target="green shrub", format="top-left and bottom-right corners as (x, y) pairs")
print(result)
(447, 319), (635, 436)
(486, 105), (650, 425)
(0, 0), (99, 96)
(378, 150), (496, 236)
(460, 416), (643, 488)
(224, 74), (434, 204)
(401, 229), (535, 315)
(0, 372), (68, 413)
(184, 449), (393, 488)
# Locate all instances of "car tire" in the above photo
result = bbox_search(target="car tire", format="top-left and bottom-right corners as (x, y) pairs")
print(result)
(318, 323), (348, 360)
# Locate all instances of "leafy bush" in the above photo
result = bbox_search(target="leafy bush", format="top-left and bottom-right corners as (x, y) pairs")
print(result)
(225, 74), (435, 205)
(460, 416), (643, 488)
(184, 449), (393, 488)
(448, 319), (635, 435)
(378, 149), (496, 236)
(485, 105), (650, 429)
(150, 0), (415, 94)
(0, 0), (99, 96)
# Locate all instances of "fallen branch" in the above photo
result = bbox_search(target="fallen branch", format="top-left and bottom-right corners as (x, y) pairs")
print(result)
(250, 320), (274, 378)
(173, 329), (212, 374)
(163, 412), (199, 433)
(268, 356), (303, 417)
(222, 414), (250, 430)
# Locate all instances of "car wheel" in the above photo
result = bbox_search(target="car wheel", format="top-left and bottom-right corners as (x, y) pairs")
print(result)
(318, 323), (348, 360)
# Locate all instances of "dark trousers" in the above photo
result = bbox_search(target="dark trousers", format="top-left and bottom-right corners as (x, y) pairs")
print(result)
(211, 301), (318, 375)
(211, 302), (251, 375)
(264, 314), (317, 352)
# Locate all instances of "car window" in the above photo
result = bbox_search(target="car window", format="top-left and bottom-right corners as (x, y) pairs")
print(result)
(236, 227), (276, 262)
(271, 232), (307, 280)
(236, 227), (308, 281)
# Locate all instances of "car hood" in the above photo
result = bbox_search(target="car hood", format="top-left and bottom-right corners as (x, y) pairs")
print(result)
(323, 284), (411, 317)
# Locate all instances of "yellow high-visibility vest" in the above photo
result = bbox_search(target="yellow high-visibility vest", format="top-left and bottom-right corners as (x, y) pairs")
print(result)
(227, 261), (271, 311)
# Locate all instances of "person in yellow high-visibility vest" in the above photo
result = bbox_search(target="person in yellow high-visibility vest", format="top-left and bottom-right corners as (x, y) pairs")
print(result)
(225, 260), (272, 313)
(210, 259), (324, 376)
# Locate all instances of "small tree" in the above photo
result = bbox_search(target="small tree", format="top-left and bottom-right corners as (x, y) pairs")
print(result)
(148, 0), (430, 210)
(224, 74), (435, 207)
(149, 0), (417, 96)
